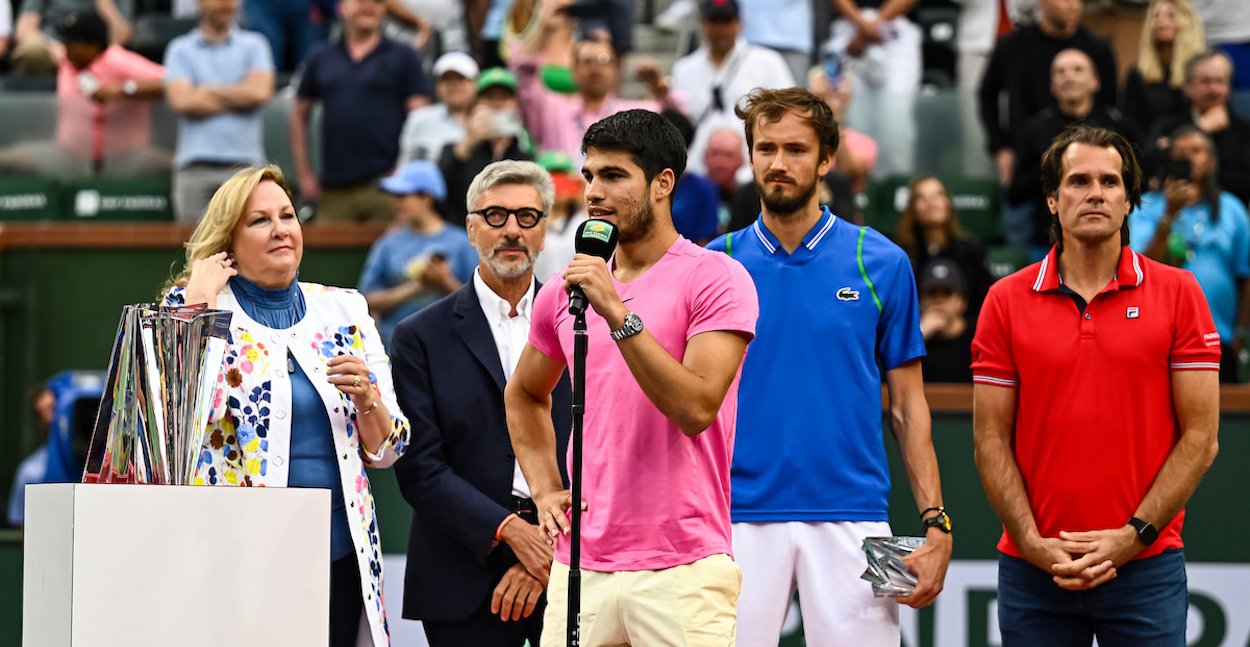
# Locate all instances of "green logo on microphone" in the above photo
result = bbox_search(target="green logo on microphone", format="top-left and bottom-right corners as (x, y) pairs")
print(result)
(583, 221), (612, 244)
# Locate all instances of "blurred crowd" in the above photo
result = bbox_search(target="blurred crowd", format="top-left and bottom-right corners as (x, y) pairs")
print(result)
(0, 0), (1247, 382)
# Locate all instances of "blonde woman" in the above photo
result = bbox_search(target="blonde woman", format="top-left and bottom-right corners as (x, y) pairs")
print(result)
(893, 175), (992, 315)
(164, 165), (410, 647)
(1124, 0), (1205, 135)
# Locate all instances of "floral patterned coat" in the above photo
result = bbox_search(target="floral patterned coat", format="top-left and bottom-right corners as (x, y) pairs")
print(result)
(165, 282), (410, 647)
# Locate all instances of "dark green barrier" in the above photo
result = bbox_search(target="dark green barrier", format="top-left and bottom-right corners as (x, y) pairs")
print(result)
(64, 177), (174, 221)
(0, 178), (61, 221)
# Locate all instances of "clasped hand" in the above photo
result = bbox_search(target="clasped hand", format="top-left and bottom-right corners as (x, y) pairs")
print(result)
(1021, 525), (1144, 590)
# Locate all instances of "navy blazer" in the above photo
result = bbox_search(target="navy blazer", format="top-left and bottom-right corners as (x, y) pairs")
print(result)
(390, 278), (572, 623)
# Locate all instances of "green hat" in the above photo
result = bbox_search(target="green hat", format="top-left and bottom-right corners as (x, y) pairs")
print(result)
(536, 150), (576, 174)
(476, 67), (518, 94)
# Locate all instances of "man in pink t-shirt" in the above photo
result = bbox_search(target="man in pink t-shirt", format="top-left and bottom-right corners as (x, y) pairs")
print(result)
(505, 109), (758, 647)
(0, 11), (166, 178)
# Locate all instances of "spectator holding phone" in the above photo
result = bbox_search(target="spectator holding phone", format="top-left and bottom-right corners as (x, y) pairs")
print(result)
(359, 160), (479, 349)
(509, 0), (681, 162)
(0, 11), (167, 178)
(1146, 50), (1250, 206)
(439, 67), (536, 225)
(1130, 125), (1250, 382)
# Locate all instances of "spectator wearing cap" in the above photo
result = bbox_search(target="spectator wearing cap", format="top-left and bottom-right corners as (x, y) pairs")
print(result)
(439, 67), (535, 225)
(531, 149), (587, 281)
(359, 160), (478, 349)
(399, 52), (480, 166)
(508, 0), (681, 162)
(670, 0), (794, 127)
(163, 0), (276, 223)
(0, 11), (167, 178)
(12, 0), (131, 75)
(918, 259), (973, 383)
(292, 0), (430, 221)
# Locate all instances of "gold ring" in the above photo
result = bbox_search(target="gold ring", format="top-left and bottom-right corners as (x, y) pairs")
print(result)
(353, 375), (361, 387)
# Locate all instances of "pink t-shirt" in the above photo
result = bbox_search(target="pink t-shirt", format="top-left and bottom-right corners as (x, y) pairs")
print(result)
(529, 236), (759, 572)
(57, 45), (164, 159)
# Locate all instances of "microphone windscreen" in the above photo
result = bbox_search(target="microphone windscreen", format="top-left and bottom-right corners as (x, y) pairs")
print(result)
(574, 219), (620, 261)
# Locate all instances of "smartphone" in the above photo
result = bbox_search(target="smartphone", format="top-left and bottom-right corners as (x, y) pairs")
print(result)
(489, 109), (523, 138)
(1168, 157), (1192, 182)
(563, 1), (606, 19)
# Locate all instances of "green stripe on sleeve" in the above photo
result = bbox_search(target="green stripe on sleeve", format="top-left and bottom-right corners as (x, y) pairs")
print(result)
(857, 227), (883, 313)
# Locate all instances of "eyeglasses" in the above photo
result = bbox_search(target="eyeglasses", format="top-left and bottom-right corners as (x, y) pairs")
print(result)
(470, 207), (545, 228)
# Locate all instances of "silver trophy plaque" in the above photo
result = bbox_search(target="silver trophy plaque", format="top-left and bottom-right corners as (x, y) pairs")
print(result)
(861, 536), (925, 597)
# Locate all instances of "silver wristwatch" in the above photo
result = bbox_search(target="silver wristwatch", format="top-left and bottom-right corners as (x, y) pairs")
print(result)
(610, 312), (643, 341)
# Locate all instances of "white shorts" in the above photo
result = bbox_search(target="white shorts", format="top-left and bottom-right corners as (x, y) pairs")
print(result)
(733, 521), (899, 647)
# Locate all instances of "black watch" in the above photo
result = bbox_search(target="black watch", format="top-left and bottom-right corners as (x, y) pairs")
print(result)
(1127, 517), (1158, 546)
(921, 508), (952, 534)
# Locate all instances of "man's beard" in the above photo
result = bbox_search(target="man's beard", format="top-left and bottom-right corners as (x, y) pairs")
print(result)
(616, 198), (656, 245)
(757, 172), (818, 217)
(480, 237), (536, 279)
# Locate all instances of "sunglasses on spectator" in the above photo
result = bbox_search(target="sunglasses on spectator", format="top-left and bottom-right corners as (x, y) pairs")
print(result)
(471, 207), (546, 228)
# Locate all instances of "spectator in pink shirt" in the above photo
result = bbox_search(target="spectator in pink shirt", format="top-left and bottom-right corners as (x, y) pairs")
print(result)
(506, 109), (758, 647)
(509, 0), (681, 163)
(0, 11), (167, 178)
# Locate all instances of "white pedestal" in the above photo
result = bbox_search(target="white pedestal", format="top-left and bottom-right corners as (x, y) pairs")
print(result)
(23, 483), (330, 647)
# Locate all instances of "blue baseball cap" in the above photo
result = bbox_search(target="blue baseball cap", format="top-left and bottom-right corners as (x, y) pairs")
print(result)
(380, 160), (447, 201)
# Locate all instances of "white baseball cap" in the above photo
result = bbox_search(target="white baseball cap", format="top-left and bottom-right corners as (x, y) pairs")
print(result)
(432, 51), (480, 80)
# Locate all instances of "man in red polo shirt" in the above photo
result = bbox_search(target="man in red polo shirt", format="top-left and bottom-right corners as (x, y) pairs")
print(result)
(972, 125), (1220, 646)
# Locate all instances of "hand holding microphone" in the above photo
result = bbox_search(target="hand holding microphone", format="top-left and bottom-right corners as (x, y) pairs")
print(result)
(565, 219), (621, 317)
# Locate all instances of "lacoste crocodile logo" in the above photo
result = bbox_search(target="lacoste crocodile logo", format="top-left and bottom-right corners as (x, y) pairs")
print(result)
(837, 287), (860, 301)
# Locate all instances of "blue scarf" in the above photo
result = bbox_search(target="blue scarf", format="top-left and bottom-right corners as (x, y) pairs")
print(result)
(228, 274), (306, 329)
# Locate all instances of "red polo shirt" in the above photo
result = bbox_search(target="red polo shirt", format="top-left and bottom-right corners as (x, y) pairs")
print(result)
(971, 245), (1220, 560)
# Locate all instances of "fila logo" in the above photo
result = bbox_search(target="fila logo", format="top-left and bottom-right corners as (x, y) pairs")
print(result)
(1127, 307), (1139, 319)
(837, 287), (860, 301)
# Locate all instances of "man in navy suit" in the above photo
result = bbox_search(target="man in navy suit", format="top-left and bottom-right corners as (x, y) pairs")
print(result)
(391, 159), (572, 646)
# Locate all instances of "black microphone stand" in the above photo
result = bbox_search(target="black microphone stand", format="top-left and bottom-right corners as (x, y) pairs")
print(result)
(568, 308), (587, 647)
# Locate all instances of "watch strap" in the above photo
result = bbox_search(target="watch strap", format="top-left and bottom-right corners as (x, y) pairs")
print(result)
(922, 510), (952, 534)
(1127, 517), (1158, 546)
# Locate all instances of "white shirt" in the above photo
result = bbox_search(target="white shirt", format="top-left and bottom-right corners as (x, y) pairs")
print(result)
(671, 38), (796, 126)
(1192, 0), (1250, 43)
(473, 268), (537, 499)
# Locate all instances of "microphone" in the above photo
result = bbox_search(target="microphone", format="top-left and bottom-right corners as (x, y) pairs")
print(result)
(568, 219), (620, 316)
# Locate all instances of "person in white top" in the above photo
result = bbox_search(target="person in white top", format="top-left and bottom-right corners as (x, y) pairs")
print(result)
(390, 159), (571, 647)
(398, 51), (480, 165)
(671, 0), (795, 128)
